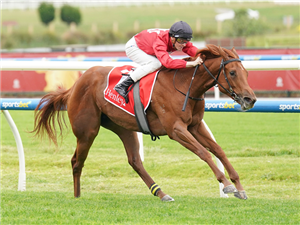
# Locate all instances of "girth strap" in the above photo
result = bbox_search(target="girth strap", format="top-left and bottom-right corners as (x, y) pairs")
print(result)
(133, 81), (159, 141)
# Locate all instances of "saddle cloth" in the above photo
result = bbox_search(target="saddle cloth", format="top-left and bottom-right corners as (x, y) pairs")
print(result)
(104, 65), (159, 116)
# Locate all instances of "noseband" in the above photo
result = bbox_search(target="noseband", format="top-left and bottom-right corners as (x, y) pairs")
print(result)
(202, 58), (241, 102)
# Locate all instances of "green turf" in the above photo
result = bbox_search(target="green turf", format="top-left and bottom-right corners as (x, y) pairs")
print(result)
(1, 110), (299, 224)
(2, 191), (299, 224)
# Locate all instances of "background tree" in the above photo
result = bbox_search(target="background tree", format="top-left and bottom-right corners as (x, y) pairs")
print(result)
(227, 8), (269, 37)
(60, 5), (81, 26)
(37, 2), (55, 26)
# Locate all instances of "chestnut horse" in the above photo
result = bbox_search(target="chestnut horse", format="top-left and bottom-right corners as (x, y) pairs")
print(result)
(32, 44), (256, 201)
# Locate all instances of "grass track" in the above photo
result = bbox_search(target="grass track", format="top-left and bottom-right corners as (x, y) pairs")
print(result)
(2, 191), (299, 224)
(1, 110), (299, 224)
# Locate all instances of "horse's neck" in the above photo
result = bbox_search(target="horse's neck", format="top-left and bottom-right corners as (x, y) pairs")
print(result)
(191, 57), (223, 97)
(160, 57), (222, 101)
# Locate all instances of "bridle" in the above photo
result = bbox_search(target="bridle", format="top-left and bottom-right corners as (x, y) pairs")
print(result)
(174, 57), (242, 111)
(202, 58), (241, 102)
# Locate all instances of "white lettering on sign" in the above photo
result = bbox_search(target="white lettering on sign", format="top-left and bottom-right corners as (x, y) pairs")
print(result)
(276, 77), (283, 87)
(13, 79), (21, 89)
(2, 101), (32, 109)
(205, 102), (238, 110)
(105, 88), (126, 106)
(279, 104), (300, 111)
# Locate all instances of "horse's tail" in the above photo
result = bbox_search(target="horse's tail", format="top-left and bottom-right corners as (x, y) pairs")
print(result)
(32, 88), (71, 146)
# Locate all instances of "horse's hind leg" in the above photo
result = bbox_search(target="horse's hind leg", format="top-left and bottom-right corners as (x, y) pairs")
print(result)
(69, 108), (101, 198)
(102, 120), (174, 202)
(71, 136), (98, 198)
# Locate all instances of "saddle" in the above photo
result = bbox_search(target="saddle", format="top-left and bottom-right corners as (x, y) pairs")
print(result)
(104, 65), (160, 141)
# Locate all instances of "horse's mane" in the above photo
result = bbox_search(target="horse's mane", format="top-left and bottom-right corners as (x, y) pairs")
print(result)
(183, 44), (238, 62)
(199, 44), (237, 59)
(161, 44), (239, 70)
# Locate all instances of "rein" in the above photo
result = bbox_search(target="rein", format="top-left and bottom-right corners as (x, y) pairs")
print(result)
(173, 66), (204, 109)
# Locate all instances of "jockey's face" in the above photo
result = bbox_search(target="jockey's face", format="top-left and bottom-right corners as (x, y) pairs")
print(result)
(171, 37), (188, 51)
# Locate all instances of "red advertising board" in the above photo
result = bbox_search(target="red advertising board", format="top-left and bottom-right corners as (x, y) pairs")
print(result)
(248, 70), (299, 91)
(1, 70), (83, 92)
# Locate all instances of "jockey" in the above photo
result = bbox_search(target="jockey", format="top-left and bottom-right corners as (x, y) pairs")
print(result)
(114, 21), (203, 103)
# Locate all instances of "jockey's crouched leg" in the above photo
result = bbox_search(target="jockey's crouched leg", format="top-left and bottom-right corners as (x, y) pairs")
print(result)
(114, 76), (135, 103)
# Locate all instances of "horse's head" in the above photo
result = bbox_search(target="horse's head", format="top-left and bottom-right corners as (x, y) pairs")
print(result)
(199, 45), (257, 111)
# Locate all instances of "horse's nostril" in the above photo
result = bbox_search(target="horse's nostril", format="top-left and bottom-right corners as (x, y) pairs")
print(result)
(243, 97), (252, 104)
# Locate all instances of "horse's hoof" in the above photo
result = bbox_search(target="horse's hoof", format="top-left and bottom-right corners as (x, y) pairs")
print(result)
(223, 185), (238, 194)
(234, 190), (248, 200)
(161, 195), (174, 202)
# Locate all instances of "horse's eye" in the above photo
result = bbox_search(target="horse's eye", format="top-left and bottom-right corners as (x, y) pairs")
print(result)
(230, 71), (235, 76)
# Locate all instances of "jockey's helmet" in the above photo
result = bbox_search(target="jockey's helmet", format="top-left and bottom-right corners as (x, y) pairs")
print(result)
(169, 21), (193, 41)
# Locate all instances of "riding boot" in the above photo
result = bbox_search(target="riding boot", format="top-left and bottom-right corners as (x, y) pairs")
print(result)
(114, 76), (135, 103)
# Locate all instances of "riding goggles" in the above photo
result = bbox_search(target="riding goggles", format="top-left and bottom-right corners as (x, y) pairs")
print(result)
(176, 37), (190, 44)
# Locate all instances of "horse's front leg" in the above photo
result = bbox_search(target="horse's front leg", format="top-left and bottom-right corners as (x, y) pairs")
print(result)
(169, 121), (232, 195)
(189, 120), (247, 199)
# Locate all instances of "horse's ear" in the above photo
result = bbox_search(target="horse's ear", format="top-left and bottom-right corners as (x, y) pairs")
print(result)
(200, 54), (206, 61)
(206, 44), (219, 56)
(195, 51), (206, 62)
(218, 46), (229, 61)
(231, 47), (239, 58)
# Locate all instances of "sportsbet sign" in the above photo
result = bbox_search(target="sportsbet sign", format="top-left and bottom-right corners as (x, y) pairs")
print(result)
(0, 98), (299, 113)
(204, 99), (300, 113)
(205, 101), (238, 110)
(2, 100), (32, 109)
(0, 99), (41, 110)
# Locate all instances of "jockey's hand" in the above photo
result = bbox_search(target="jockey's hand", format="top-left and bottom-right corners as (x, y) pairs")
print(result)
(186, 56), (203, 67)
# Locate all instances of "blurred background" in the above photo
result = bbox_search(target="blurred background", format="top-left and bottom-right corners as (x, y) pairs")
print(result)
(1, 0), (299, 97)
(1, 0), (299, 49)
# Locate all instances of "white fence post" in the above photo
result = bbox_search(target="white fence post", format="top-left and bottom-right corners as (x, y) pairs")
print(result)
(137, 132), (144, 162)
(2, 110), (26, 191)
(214, 85), (220, 99)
